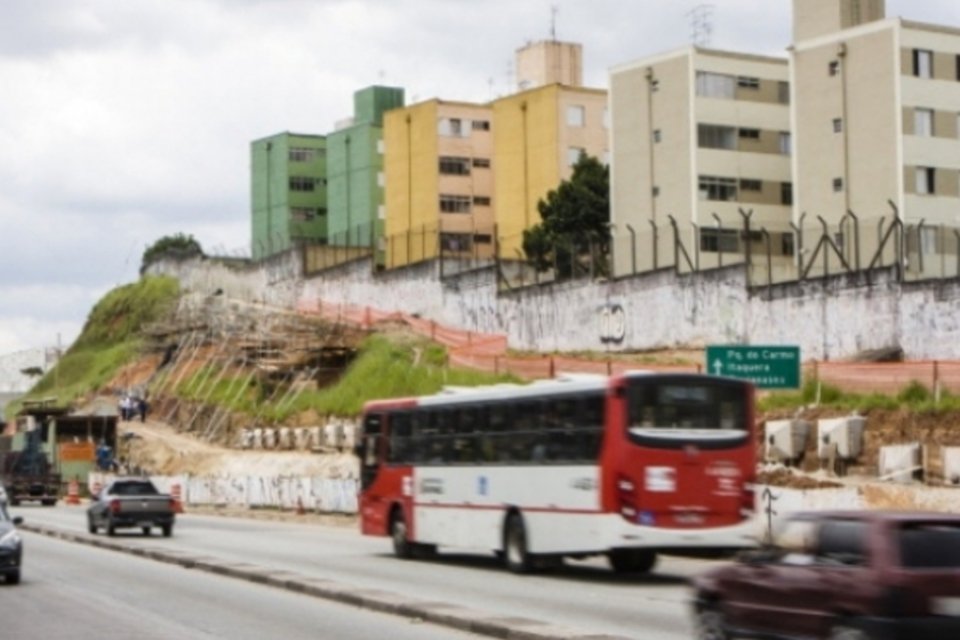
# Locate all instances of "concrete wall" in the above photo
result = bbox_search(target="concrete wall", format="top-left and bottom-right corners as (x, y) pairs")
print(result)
(150, 249), (960, 361)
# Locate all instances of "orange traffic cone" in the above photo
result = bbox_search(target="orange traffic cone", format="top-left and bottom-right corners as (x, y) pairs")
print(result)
(66, 479), (80, 505)
(170, 483), (184, 514)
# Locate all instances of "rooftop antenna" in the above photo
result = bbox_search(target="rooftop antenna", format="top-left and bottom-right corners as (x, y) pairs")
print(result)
(688, 4), (715, 48)
(550, 4), (559, 41)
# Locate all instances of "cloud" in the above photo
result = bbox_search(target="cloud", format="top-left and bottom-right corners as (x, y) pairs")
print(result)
(1, 0), (960, 354)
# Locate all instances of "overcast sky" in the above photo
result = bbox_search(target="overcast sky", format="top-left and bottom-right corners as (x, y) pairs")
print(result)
(0, 0), (957, 357)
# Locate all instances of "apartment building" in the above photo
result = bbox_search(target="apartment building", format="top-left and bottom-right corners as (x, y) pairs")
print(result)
(495, 40), (608, 258)
(610, 47), (793, 278)
(382, 99), (494, 269)
(327, 86), (404, 256)
(792, 0), (960, 277)
(250, 133), (327, 260)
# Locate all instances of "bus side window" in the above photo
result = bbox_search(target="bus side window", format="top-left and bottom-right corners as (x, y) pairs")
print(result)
(389, 412), (412, 464)
(577, 395), (604, 460)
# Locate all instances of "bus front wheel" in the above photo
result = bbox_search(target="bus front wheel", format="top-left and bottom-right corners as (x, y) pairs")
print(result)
(390, 509), (414, 559)
(503, 513), (533, 573)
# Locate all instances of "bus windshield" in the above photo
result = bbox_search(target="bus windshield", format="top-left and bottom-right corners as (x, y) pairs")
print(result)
(626, 378), (748, 447)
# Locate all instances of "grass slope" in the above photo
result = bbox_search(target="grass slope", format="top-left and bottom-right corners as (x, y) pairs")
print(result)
(6, 276), (179, 418)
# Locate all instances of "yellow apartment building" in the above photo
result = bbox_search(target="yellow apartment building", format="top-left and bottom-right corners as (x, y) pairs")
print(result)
(382, 99), (494, 269)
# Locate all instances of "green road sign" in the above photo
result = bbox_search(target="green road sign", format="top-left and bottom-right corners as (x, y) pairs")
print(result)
(706, 345), (801, 389)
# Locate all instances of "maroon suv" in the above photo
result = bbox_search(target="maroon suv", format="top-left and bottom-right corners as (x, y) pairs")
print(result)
(692, 510), (960, 640)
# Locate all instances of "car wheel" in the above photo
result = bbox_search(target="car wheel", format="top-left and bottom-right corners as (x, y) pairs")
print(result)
(503, 513), (533, 573)
(87, 515), (97, 534)
(141, 526), (151, 536)
(161, 524), (173, 538)
(694, 602), (729, 640)
(106, 518), (116, 537)
(5, 570), (20, 585)
(608, 549), (658, 574)
(390, 509), (413, 559)
(829, 622), (869, 640)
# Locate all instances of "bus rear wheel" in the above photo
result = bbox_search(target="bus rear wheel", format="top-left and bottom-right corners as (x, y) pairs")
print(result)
(390, 509), (414, 559)
(608, 548), (658, 574)
(503, 513), (533, 573)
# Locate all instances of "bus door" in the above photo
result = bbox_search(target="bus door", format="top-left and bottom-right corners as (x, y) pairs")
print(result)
(358, 412), (386, 535)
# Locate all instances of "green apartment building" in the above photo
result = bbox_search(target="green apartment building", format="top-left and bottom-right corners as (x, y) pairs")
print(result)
(326, 86), (404, 260)
(250, 132), (327, 260)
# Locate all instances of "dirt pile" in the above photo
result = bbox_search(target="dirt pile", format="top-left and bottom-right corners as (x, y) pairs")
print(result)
(756, 466), (842, 489)
(120, 419), (356, 478)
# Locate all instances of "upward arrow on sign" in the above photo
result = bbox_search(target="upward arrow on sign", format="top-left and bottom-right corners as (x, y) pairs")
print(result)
(713, 359), (724, 375)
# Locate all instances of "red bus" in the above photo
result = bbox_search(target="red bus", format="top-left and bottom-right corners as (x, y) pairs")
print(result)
(357, 372), (758, 573)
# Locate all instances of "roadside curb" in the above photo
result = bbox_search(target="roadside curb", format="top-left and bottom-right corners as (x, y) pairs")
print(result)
(20, 523), (631, 640)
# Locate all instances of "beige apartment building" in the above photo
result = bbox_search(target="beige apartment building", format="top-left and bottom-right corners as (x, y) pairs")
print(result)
(610, 47), (793, 278)
(792, 0), (960, 278)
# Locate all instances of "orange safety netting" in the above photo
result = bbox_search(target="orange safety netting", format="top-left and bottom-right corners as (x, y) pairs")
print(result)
(296, 299), (960, 392)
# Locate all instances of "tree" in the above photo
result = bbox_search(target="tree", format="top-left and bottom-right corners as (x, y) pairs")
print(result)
(140, 233), (204, 272)
(521, 153), (610, 278)
(20, 366), (43, 378)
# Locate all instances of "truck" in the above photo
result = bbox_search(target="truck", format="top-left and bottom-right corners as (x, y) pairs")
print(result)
(87, 478), (176, 537)
(1, 425), (61, 506)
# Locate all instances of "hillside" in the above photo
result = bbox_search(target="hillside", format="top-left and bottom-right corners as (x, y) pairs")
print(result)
(9, 275), (960, 492)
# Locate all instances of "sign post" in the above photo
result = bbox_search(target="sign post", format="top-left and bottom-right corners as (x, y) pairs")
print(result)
(705, 345), (801, 389)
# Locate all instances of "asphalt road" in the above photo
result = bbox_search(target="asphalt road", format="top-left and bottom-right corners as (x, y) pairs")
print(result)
(1, 531), (483, 640)
(13, 504), (706, 639)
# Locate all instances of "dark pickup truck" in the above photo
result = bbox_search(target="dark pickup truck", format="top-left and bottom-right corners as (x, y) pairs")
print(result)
(87, 478), (176, 537)
(692, 510), (960, 640)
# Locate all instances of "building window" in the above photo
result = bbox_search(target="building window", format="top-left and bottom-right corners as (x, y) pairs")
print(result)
(833, 118), (843, 133)
(438, 118), (466, 137)
(472, 120), (490, 131)
(782, 232), (795, 257)
(921, 227), (938, 253)
(781, 182), (793, 205)
(439, 156), (471, 175)
(474, 234), (493, 244)
(289, 176), (317, 192)
(737, 76), (760, 89)
(699, 175), (738, 201)
(696, 72), (736, 99)
(700, 228), (739, 253)
(289, 147), (318, 162)
(829, 60), (840, 76)
(833, 177), (844, 192)
(916, 167), (936, 195)
(440, 233), (473, 252)
(566, 105), (585, 127)
(653, 129), (662, 143)
(913, 49), (933, 78)
(473, 196), (491, 206)
(740, 179), (762, 192)
(956, 55), (960, 81)
(914, 108), (934, 137)
(439, 194), (472, 213)
(652, 186), (660, 197)
(739, 128), (760, 140)
(290, 207), (319, 221)
(698, 124), (736, 150)
(472, 158), (491, 168)
(778, 81), (790, 104)
(567, 147), (585, 166)
(779, 132), (792, 155)
(377, 139), (385, 154)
